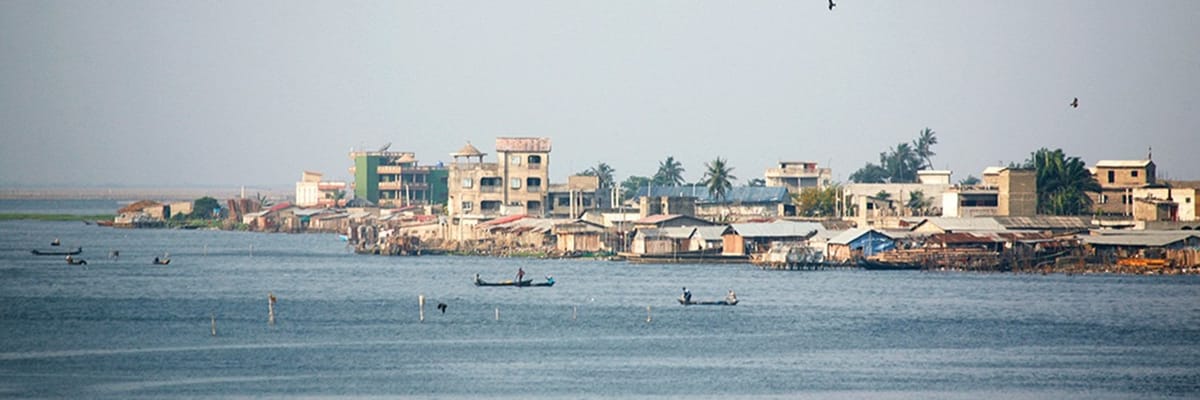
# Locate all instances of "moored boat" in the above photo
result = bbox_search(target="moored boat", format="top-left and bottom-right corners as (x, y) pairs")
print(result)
(473, 273), (555, 287)
(678, 296), (738, 306)
(32, 247), (82, 256)
(856, 257), (922, 270)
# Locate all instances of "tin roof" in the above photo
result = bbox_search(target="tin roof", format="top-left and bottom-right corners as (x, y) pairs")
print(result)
(638, 185), (789, 205)
(1096, 160), (1152, 168)
(495, 137), (551, 152)
(828, 228), (895, 245)
(1078, 232), (1200, 247)
(726, 220), (823, 238)
(914, 217), (1007, 232)
(993, 216), (1090, 230)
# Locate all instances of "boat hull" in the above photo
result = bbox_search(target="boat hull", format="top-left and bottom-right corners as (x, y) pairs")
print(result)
(856, 257), (922, 270)
(32, 247), (82, 256)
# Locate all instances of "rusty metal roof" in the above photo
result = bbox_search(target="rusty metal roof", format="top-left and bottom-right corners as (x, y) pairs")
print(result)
(495, 137), (551, 152)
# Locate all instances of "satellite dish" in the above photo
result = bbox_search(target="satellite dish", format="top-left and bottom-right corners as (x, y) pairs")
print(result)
(379, 142), (391, 152)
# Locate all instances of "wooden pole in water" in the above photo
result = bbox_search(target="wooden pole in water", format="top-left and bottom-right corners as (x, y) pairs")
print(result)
(494, 307), (500, 321)
(646, 306), (652, 323)
(268, 292), (276, 326)
(572, 305), (577, 321)
(419, 294), (426, 322)
(211, 313), (217, 336)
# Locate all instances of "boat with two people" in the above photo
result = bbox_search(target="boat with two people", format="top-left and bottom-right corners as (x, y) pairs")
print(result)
(32, 247), (82, 256)
(65, 255), (87, 265)
(473, 273), (555, 287)
(153, 255), (171, 265)
(678, 288), (738, 306)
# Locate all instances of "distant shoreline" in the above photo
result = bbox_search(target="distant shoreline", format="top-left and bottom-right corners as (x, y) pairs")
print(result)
(0, 187), (291, 201)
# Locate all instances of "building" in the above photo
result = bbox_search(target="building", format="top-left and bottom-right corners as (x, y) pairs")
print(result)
(636, 185), (792, 221)
(1089, 159), (1155, 216)
(348, 150), (448, 207)
(547, 175), (615, 218)
(447, 137), (551, 220)
(941, 168), (1037, 218)
(295, 171), (348, 207)
(764, 161), (832, 193)
(721, 220), (824, 256)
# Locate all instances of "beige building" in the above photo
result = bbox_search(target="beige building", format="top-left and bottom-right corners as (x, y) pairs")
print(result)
(1090, 159), (1155, 216)
(295, 171), (348, 207)
(764, 161), (832, 193)
(447, 137), (551, 220)
(942, 168), (1036, 218)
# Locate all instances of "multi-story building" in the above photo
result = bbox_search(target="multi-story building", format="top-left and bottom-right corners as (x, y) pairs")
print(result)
(941, 168), (1037, 218)
(546, 175), (615, 218)
(1089, 159), (1155, 216)
(448, 137), (551, 219)
(764, 161), (832, 193)
(348, 150), (448, 207)
(295, 171), (348, 207)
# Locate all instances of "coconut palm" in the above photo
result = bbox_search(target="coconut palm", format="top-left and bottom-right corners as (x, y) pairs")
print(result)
(1024, 148), (1102, 215)
(579, 162), (616, 188)
(913, 128), (938, 169)
(653, 156), (686, 186)
(702, 157), (737, 202)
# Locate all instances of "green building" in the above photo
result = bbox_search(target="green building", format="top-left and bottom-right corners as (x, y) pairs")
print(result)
(349, 151), (448, 207)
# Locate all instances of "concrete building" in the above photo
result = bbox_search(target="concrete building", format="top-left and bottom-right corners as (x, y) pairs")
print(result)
(348, 150), (448, 207)
(547, 175), (616, 218)
(447, 137), (551, 219)
(295, 171), (348, 207)
(941, 168), (1037, 218)
(1132, 187), (1196, 222)
(764, 161), (832, 193)
(1089, 159), (1155, 216)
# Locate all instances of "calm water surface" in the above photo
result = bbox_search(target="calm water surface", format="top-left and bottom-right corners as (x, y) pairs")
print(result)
(1, 220), (1198, 399)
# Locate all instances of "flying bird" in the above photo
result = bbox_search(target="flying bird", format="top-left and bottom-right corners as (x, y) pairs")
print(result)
(1070, 97), (1078, 108)
(436, 302), (447, 313)
(828, 0), (836, 10)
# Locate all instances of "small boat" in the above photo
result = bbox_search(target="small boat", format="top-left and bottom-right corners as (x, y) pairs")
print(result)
(32, 247), (82, 256)
(856, 257), (922, 271)
(51, 238), (61, 246)
(473, 274), (555, 287)
(153, 257), (171, 265)
(678, 296), (737, 306)
(66, 258), (88, 265)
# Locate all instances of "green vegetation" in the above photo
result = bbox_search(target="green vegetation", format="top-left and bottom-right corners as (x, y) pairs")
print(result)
(702, 157), (736, 202)
(1020, 148), (1102, 215)
(791, 185), (840, 217)
(653, 156), (686, 186)
(850, 127), (939, 183)
(0, 213), (113, 222)
(620, 175), (653, 201)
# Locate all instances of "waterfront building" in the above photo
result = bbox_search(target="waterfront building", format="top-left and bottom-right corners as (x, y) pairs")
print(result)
(635, 185), (792, 221)
(447, 137), (551, 221)
(763, 161), (832, 193)
(295, 171), (348, 207)
(940, 168), (1037, 218)
(348, 150), (448, 208)
(1089, 158), (1155, 217)
(546, 175), (616, 218)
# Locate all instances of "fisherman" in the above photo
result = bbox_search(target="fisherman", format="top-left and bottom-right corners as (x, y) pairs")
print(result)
(474, 273), (482, 284)
(51, 238), (61, 246)
(65, 255), (73, 263)
(516, 267), (525, 283)
(682, 287), (692, 304)
(545, 275), (555, 285)
(154, 256), (160, 264)
(726, 290), (737, 304)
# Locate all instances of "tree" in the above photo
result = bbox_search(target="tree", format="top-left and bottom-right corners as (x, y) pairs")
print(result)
(882, 143), (921, 183)
(578, 162), (615, 188)
(702, 157), (737, 202)
(959, 175), (981, 186)
(255, 192), (273, 208)
(191, 196), (220, 219)
(873, 190), (892, 202)
(746, 178), (765, 187)
(850, 163), (889, 183)
(653, 156), (686, 186)
(792, 186), (839, 217)
(1023, 148), (1101, 215)
(907, 189), (932, 216)
(913, 127), (938, 170)
(620, 176), (653, 202)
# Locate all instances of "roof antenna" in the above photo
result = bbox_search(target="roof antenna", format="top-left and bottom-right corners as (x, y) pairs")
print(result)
(1147, 146), (1152, 161)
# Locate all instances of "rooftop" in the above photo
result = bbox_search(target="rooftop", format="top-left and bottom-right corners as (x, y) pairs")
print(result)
(1096, 160), (1153, 168)
(495, 137), (551, 152)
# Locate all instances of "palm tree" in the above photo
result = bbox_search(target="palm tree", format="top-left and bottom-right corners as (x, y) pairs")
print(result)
(907, 190), (931, 216)
(653, 156), (686, 186)
(579, 162), (616, 188)
(913, 127), (938, 170)
(883, 143), (921, 183)
(1024, 148), (1102, 215)
(702, 157), (737, 202)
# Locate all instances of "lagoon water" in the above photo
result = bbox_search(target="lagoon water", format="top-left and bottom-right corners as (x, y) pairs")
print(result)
(1, 218), (1199, 399)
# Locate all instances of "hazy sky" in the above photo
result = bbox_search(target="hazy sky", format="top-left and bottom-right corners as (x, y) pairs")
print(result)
(2, 1), (1198, 189)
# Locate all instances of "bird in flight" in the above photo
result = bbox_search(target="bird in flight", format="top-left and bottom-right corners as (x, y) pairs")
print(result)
(1070, 97), (1078, 108)
(829, 0), (836, 10)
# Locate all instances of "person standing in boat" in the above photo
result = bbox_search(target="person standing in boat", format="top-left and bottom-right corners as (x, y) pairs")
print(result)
(726, 290), (737, 304)
(682, 287), (692, 304)
(516, 267), (525, 283)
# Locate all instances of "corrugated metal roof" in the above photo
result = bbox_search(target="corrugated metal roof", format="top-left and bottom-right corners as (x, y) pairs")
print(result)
(727, 221), (823, 238)
(916, 217), (1007, 232)
(1078, 232), (1200, 247)
(635, 227), (695, 240)
(829, 228), (894, 245)
(691, 226), (728, 241)
(637, 185), (789, 204)
(994, 216), (1090, 230)
(495, 137), (551, 152)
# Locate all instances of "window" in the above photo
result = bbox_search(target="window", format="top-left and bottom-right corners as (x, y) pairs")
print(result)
(510, 178), (522, 189)
(1131, 170), (1139, 178)
(526, 177), (542, 191)
(1107, 170), (1115, 183)
(510, 155), (522, 166)
(1121, 194), (1132, 204)
(461, 201), (473, 211)
(1100, 194), (1108, 204)
(527, 155), (542, 164)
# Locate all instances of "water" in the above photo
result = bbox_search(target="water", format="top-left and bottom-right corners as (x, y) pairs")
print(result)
(1, 220), (1198, 399)
(0, 199), (128, 216)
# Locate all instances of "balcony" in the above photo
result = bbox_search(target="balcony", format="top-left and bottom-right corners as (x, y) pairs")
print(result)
(376, 165), (405, 174)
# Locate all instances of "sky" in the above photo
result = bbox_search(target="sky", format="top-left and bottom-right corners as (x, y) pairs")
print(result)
(2, 1), (1198, 189)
